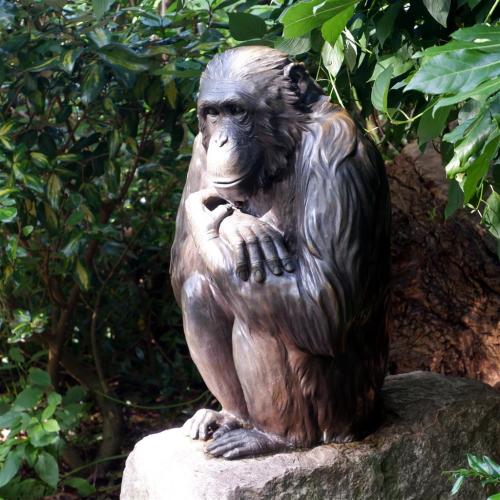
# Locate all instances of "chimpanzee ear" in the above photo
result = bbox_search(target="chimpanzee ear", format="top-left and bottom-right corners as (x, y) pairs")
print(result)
(284, 62), (323, 105)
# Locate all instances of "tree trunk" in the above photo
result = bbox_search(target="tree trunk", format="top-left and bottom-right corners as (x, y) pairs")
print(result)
(387, 143), (500, 388)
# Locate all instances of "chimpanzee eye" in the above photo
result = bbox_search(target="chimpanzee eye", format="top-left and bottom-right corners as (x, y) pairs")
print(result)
(205, 107), (219, 117)
(228, 104), (245, 116)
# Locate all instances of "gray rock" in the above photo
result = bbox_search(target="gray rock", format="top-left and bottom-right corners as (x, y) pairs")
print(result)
(121, 372), (500, 500)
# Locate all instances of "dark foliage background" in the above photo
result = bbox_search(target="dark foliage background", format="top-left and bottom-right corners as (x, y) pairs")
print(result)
(0, 0), (498, 497)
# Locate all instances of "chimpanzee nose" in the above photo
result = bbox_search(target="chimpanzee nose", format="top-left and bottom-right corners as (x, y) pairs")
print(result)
(214, 132), (228, 147)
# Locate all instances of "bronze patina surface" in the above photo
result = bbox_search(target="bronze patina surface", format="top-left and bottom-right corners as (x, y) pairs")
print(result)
(170, 46), (391, 459)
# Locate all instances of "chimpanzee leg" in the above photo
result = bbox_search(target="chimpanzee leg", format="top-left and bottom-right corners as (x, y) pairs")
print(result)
(181, 273), (249, 439)
(207, 318), (316, 459)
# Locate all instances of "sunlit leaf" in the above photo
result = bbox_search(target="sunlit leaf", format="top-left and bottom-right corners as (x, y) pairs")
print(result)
(406, 50), (500, 94)
(371, 65), (392, 112)
(423, 0), (450, 27)
(75, 260), (90, 290)
(322, 38), (344, 78)
(0, 206), (17, 222)
(81, 65), (105, 105)
(321, 4), (355, 45)
(434, 78), (500, 112)
(98, 43), (150, 72)
(280, 0), (357, 39)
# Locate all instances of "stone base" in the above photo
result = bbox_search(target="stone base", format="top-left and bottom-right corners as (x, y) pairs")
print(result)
(121, 372), (500, 500)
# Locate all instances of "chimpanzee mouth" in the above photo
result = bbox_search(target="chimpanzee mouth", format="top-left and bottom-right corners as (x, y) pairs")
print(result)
(210, 169), (253, 188)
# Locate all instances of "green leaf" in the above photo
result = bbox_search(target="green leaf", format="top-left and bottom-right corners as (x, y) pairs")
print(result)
(109, 129), (122, 158)
(462, 132), (500, 203)
(29, 368), (52, 388)
(452, 24), (500, 43)
(62, 235), (83, 257)
(14, 386), (43, 410)
(98, 43), (150, 72)
(44, 203), (58, 231)
(8, 347), (24, 363)
(344, 29), (357, 71)
(483, 191), (499, 239)
(274, 36), (311, 55)
(0, 410), (22, 428)
(34, 451), (59, 488)
(322, 38), (344, 78)
(75, 260), (90, 290)
(483, 456), (500, 476)
(92, 0), (113, 19)
(418, 39), (500, 59)
(48, 393), (62, 407)
(371, 65), (393, 112)
(22, 225), (34, 236)
(28, 422), (60, 447)
(280, 0), (357, 39)
(375, 1), (401, 47)
(0, 452), (22, 488)
(0, 206), (17, 222)
(445, 179), (464, 219)
(42, 404), (56, 420)
(47, 174), (62, 209)
(422, 0), (450, 27)
(81, 65), (105, 105)
(321, 4), (355, 45)
(31, 151), (49, 168)
(406, 50), (500, 95)
(446, 111), (496, 176)
(42, 419), (60, 433)
(434, 78), (500, 112)
(228, 13), (267, 41)
(61, 48), (83, 74)
(451, 474), (464, 495)
(417, 105), (451, 146)
(64, 477), (96, 497)
(26, 57), (60, 73)
(488, 493), (500, 500)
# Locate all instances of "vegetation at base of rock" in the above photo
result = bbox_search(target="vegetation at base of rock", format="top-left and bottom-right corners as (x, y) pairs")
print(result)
(0, 0), (498, 497)
(446, 453), (500, 499)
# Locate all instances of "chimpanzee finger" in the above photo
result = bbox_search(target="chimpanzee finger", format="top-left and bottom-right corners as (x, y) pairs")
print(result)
(272, 235), (295, 273)
(239, 228), (265, 283)
(234, 239), (249, 281)
(258, 233), (283, 276)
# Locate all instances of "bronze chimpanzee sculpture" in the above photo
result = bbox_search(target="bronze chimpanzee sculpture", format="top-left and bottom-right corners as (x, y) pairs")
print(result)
(170, 46), (390, 459)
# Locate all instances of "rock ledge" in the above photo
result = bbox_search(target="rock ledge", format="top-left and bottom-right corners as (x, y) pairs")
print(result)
(121, 372), (500, 500)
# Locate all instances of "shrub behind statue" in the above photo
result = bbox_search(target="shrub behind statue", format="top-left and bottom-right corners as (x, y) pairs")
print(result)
(170, 47), (391, 459)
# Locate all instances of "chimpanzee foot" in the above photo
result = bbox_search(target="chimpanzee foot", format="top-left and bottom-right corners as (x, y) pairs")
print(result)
(207, 428), (290, 459)
(182, 409), (242, 441)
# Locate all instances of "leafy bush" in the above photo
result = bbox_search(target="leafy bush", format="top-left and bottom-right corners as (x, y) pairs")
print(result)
(279, 0), (499, 253)
(446, 454), (500, 499)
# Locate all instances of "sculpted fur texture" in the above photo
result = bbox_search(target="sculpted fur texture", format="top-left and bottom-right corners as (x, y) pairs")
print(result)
(170, 46), (391, 459)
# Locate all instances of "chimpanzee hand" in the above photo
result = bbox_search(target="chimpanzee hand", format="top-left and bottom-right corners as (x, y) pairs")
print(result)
(185, 188), (233, 248)
(219, 210), (295, 283)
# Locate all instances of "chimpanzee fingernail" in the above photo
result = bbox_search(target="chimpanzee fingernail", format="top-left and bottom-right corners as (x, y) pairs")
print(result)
(272, 265), (282, 275)
(284, 260), (295, 272)
(254, 269), (264, 282)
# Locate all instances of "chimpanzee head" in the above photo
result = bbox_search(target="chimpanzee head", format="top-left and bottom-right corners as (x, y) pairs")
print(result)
(197, 46), (324, 204)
